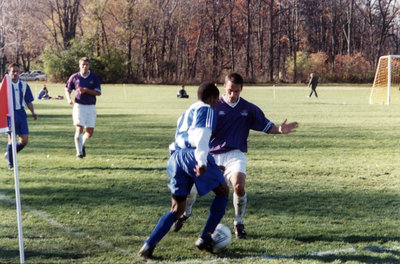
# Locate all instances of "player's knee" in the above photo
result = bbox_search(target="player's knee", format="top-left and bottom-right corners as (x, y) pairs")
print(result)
(214, 182), (229, 198)
(171, 195), (186, 217)
(233, 183), (245, 197)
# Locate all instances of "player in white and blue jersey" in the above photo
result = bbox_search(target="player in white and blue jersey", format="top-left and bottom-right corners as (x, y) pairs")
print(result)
(139, 82), (229, 258)
(65, 57), (101, 158)
(173, 73), (299, 239)
(4, 63), (38, 169)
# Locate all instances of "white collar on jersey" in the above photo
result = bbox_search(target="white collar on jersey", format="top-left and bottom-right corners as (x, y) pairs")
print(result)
(222, 95), (241, 108)
(80, 71), (91, 79)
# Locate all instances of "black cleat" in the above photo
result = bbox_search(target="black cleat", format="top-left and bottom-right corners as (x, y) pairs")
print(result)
(172, 214), (190, 232)
(76, 154), (83, 159)
(138, 243), (154, 258)
(195, 237), (214, 253)
(234, 224), (247, 239)
(82, 146), (86, 157)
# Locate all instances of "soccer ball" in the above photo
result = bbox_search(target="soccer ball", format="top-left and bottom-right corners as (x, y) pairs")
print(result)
(212, 224), (232, 249)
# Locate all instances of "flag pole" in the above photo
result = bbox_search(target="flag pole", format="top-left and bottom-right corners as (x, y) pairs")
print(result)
(6, 74), (25, 263)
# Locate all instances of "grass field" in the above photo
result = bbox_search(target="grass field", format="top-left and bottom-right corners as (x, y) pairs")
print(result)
(0, 83), (399, 263)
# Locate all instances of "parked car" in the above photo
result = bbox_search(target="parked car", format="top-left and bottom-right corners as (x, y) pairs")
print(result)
(19, 70), (47, 81)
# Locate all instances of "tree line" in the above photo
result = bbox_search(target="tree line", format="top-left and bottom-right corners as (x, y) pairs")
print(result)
(0, 0), (399, 84)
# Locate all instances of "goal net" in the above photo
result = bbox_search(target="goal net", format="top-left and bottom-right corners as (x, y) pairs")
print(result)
(369, 55), (400, 105)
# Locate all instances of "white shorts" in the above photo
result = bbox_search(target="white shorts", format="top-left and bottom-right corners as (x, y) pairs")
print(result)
(73, 103), (97, 128)
(212, 149), (247, 186)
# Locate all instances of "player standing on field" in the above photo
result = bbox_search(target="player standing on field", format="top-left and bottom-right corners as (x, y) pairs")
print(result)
(65, 57), (101, 158)
(139, 82), (229, 258)
(4, 63), (38, 169)
(172, 72), (299, 239)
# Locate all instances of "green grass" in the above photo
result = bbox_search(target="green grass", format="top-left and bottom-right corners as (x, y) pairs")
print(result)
(0, 84), (399, 263)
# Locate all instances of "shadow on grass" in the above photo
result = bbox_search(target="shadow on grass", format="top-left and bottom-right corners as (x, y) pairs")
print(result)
(214, 244), (400, 263)
(0, 249), (86, 261)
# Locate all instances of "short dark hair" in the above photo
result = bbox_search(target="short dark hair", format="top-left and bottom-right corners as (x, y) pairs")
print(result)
(225, 72), (243, 87)
(79, 57), (90, 64)
(8, 63), (19, 71)
(197, 82), (219, 102)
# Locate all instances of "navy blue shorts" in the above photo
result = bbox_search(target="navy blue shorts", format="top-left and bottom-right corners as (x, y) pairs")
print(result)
(7, 110), (29, 135)
(167, 149), (225, 197)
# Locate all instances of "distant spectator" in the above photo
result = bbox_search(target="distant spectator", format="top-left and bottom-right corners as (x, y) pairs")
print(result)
(177, 85), (189, 98)
(307, 73), (318, 98)
(38, 85), (51, 100)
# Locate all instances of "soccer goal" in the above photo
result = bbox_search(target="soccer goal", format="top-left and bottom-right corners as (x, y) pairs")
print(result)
(369, 55), (400, 105)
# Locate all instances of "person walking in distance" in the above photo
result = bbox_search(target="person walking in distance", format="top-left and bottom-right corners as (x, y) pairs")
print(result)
(307, 73), (318, 98)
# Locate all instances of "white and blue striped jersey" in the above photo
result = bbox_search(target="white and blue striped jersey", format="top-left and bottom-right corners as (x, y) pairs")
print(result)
(169, 101), (217, 167)
(11, 80), (34, 111)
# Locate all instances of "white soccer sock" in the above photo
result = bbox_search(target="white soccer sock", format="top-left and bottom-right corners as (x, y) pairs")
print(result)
(74, 133), (83, 156)
(184, 186), (198, 217)
(233, 192), (247, 226)
(82, 133), (91, 147)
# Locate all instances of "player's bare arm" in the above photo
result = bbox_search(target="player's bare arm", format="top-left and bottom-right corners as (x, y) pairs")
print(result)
(77, 86), (101, 96)
(268, 119), (299, 134)
(26, 103), (38, 120)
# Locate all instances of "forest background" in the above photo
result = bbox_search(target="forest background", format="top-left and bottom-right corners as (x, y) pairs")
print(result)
(0, 0), (399, 84)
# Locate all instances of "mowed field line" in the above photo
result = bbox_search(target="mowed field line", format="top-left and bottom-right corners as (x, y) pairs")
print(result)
(0, 191), (137, 258)
(1, 191), (398, 262)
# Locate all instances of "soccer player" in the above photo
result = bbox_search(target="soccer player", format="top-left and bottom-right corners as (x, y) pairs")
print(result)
(172, 72), (299, 239)
(65, 57), (101, 158)
(4, 63), (38, 169)
(138, 82), (229, 258)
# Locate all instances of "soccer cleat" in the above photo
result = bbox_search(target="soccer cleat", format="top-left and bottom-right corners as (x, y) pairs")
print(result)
(76, 154), (83, 159)
(138, 243), (154, 258)
(234, 224), (247, 239)
(172, 214), (190, 232)
(7, 163), (13, 170)
(82, 146), (86, 157)
(195, 237), (214, 253)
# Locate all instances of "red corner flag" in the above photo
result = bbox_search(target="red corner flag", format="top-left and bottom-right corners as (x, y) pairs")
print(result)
(0, 74), (11, 132)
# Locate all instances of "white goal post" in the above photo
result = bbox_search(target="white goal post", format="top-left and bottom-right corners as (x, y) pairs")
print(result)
(369, 55), (400, 105)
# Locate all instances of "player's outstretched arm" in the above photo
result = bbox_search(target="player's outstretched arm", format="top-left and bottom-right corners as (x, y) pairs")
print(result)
(268, 119), (299, 134)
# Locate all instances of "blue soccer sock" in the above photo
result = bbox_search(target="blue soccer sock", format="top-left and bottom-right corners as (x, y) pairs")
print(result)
(7, 143), (26, 167)
(146, 211), (177, 248)
(200, 196), (228, 241)
(16, 142), (25, 153)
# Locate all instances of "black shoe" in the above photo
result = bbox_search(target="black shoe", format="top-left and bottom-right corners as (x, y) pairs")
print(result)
(195, 237), (214, 253)
(82, 146), (86, 157)
(234, 224), (247, 239)
(76, 154), (83, 159)
(138, 243), (154, 258)
(7, 163), (13, 170)
(172, 214), (190, 232)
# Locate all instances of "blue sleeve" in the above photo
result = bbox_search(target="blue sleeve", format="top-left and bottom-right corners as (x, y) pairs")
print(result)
(24, 84), (34, 104)
(250, 105), (274, 133)
(95, 75), (101, 94)
(66, 75), (75, 92)
(195, 106), (217, 131)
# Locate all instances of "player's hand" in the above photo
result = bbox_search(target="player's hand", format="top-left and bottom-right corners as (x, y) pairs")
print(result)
(76, 86), (85, 94)
(279, 119), (299, 134)
(32, 114), (38, 120)
(194, 164), (207, 177)
(219, 165), (226, 174)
